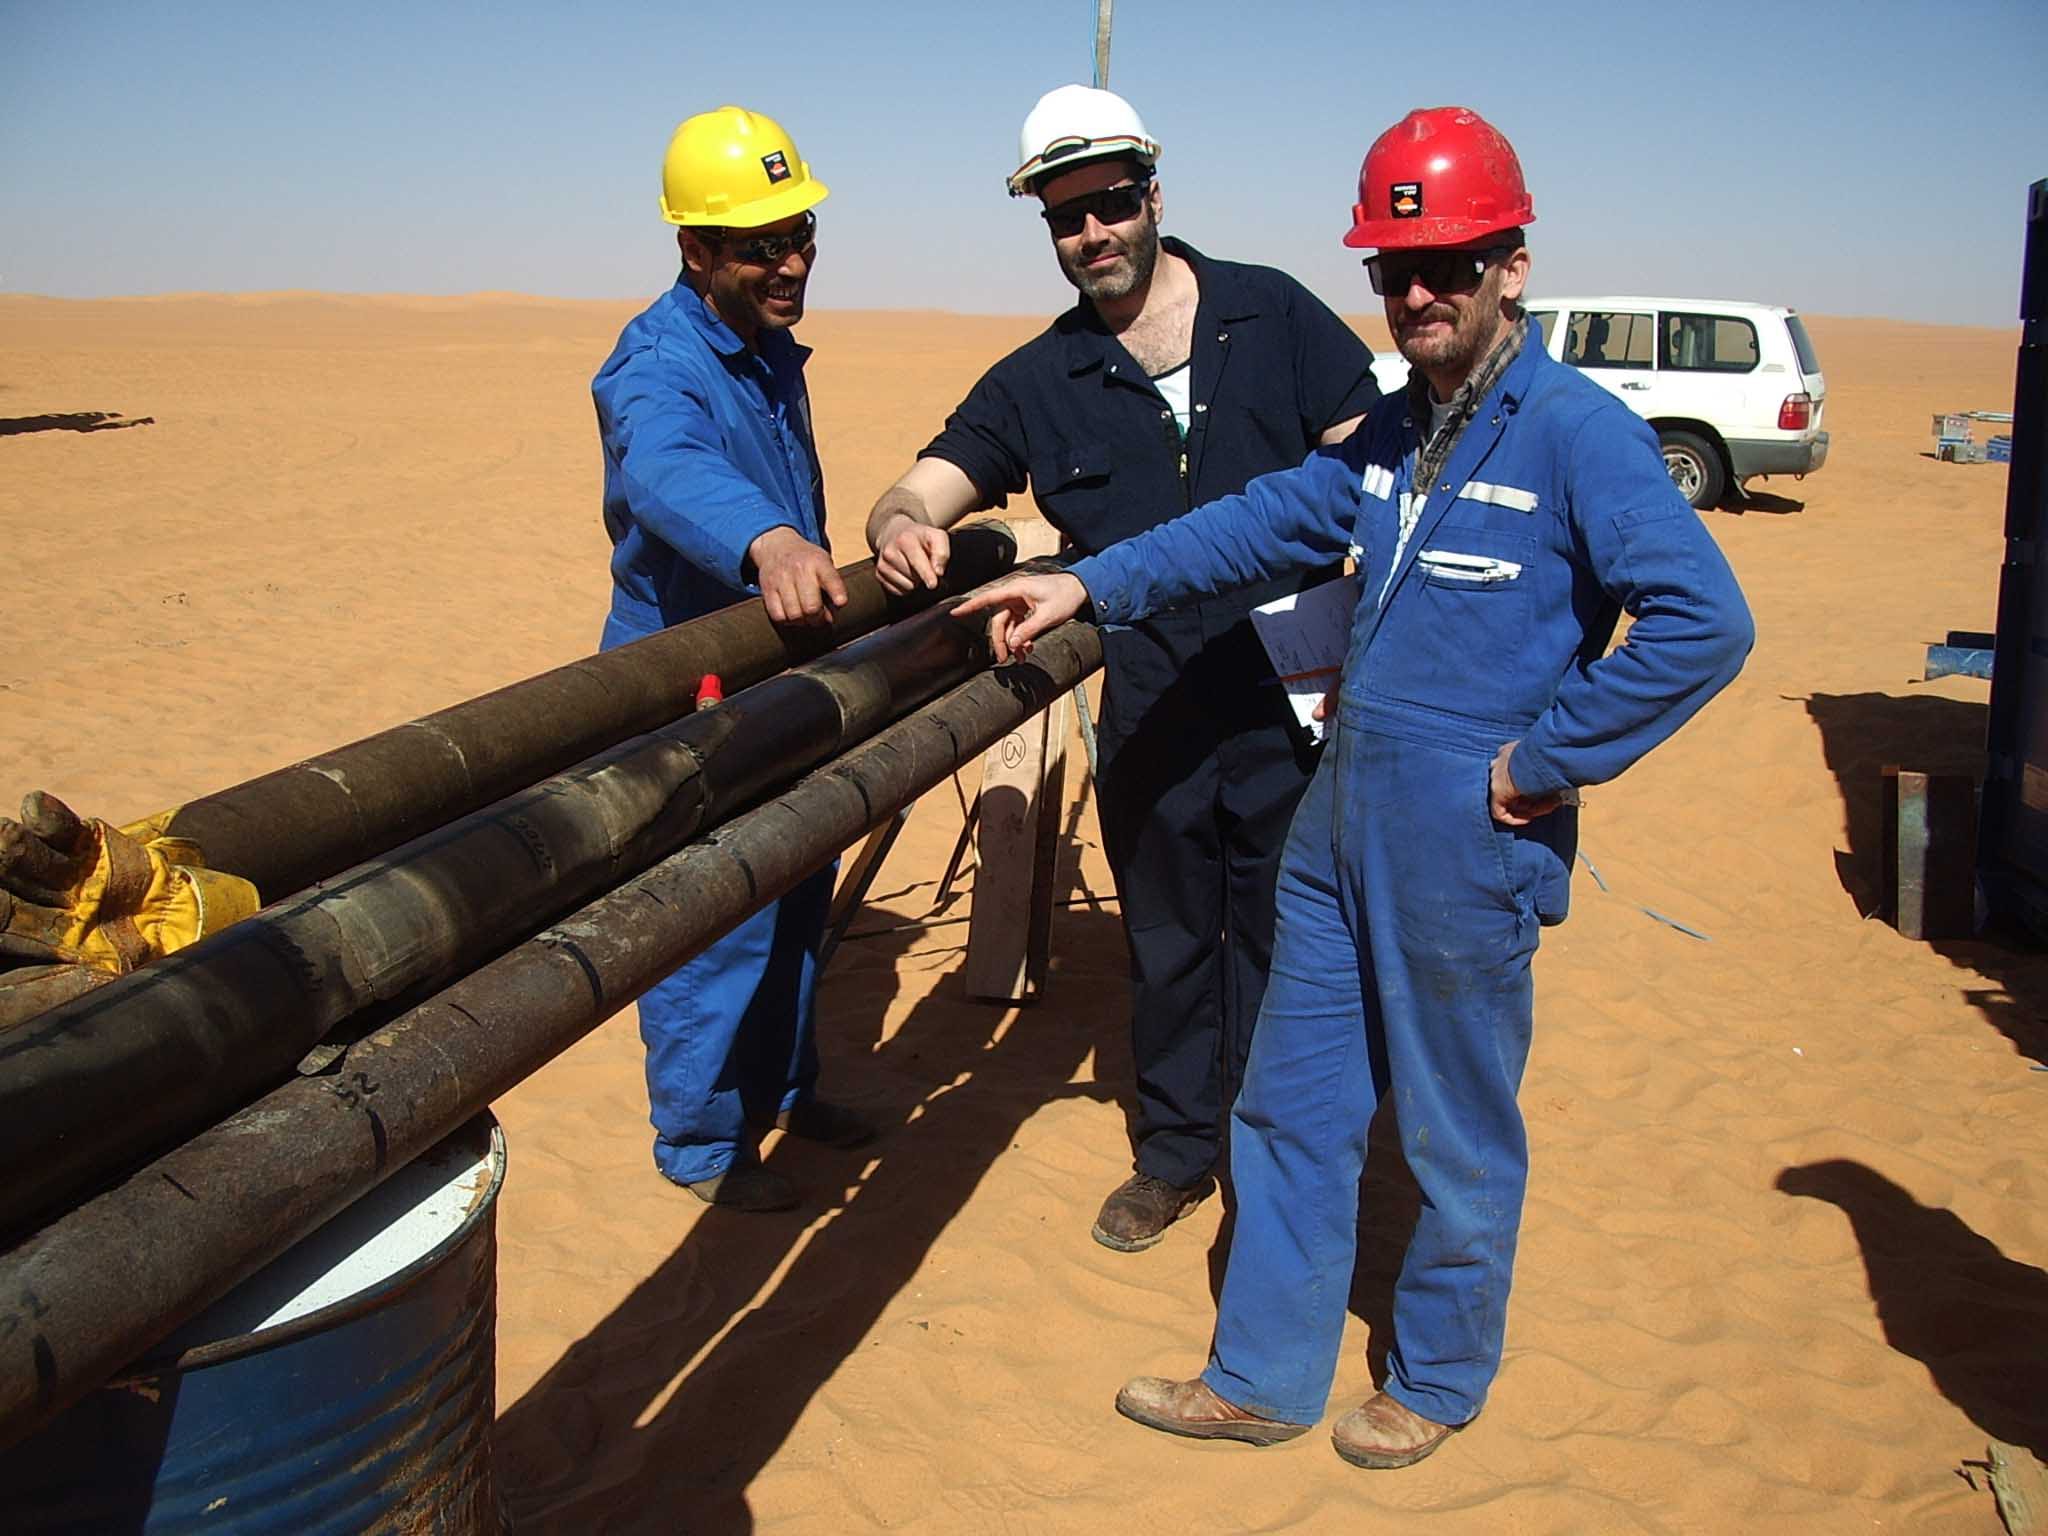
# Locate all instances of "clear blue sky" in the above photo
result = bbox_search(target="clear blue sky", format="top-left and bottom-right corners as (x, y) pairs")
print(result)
(5, 0), (2043, 326)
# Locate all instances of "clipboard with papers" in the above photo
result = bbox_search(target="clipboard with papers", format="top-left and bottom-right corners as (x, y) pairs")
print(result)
(1250, 574), (1360, 746)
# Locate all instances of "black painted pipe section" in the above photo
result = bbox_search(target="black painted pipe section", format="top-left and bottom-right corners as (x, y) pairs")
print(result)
(0, 624), (1103, 1448)
(157, 524), (1023, 900)
(0, 596), (1007, 1241)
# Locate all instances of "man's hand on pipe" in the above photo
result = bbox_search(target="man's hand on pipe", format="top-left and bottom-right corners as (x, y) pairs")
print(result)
(952, 572), (1089, 664)
(872, 513), (952, 595)
(0, 791), (260, 973)
(747, 526), (849, 627)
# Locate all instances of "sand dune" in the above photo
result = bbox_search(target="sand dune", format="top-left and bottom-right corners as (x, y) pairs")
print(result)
(3, 295), (2044, 1532)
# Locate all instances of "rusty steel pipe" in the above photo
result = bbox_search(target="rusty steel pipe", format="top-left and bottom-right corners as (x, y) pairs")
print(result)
(0, 625), (1103, 1448)
(0, 596), (1010, 1241)
(152, 523), (1024, 900)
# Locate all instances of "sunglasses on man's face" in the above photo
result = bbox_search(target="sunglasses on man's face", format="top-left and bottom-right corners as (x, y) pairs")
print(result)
(709, 211), (817, 267)
(1040, 179), (1152, 240)
(1363, 246), (1512, 298)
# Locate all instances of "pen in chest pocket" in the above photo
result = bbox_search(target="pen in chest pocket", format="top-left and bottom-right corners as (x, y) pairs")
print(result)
(1417, 549), (1523, 583)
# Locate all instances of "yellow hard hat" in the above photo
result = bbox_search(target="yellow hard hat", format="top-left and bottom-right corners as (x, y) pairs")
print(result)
(660, 105), (828, 229)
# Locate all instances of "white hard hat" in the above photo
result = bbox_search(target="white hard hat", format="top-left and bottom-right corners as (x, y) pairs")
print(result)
(1008, 85), (1161, 198)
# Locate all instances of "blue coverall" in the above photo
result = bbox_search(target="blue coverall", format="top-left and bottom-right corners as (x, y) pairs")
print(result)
(592, 278), (837, 1187)
(1070, 328), (1755, 1427)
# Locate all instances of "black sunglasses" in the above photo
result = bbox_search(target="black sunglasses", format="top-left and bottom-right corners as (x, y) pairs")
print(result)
(704, 211), (817, 266)
(1041, 179), (1152, 239)
(1363, 245), (1514, 297)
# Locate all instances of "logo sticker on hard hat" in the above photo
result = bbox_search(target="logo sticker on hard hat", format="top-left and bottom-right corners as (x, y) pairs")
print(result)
(1391, 182), (1422, 218)
(762, 150), (792, 184)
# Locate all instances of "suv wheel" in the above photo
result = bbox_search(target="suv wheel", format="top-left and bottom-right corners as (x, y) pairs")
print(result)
(1658, 429), (1726, 510)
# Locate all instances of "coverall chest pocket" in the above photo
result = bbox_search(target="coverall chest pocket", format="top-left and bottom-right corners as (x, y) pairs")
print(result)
(1386, 523), (1540, 724)
(1029, 443), (1117, 546)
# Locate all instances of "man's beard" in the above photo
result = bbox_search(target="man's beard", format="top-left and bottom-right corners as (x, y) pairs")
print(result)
(1396, 267), (1506, 381)
(1059, 216), (1161, 303)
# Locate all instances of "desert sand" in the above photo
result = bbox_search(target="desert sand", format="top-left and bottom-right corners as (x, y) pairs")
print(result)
(3, 292), (2044, 1533)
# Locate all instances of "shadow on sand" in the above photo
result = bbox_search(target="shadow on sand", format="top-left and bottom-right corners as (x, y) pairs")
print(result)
(494, 798), (1129, 1534)
(1728, 487), (1806, 514)
(1777, 1158), (2048, 1459)
(0, 412), (154, 437)
(1803, 691), (2048, 1066)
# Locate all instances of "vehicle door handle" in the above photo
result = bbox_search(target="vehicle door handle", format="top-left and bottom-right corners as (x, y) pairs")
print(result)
(1619, 381), (1649, 391)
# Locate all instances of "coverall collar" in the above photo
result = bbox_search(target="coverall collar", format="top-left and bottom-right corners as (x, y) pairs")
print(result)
(673, 276), (812, 372)
(1362, 324), (1540, 653)
(1058, 236), (1260, 379)
(1405, 314), (1529, 494)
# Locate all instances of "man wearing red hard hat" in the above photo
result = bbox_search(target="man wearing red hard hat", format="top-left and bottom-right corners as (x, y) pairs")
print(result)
(958, 107), (1753, 1467)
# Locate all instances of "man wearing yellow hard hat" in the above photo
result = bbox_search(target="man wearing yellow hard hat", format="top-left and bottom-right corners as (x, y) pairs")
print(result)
(592, 106), (871, 1211)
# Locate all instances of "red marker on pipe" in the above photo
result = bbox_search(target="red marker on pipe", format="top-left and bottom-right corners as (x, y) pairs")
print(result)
(694, 673), (724, 710)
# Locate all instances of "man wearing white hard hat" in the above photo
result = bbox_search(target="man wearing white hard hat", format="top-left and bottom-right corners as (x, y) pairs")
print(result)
(866, 86), (1381, 1252)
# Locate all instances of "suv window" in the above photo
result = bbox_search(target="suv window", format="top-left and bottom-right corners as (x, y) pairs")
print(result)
(1660, 312), (1759, 373)
(1785, 314), (1821, 375)
(1525, 309), (1557, 343)
(1564, 310), (1653, 370)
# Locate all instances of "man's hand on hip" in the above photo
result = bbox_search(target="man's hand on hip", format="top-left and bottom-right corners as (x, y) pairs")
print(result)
(748, 526), (848, 626)
(1489, 741), (1572, 826)
(873, 513), (951, 595)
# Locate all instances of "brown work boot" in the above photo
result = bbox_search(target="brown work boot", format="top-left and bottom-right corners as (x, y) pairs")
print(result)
(1115, 1375), (1311, 1446)
(774, 1098), (877, 1149)
(679, 1156), (798, 1212)
(1330, 1392), (1460, 1469)
(1090, 1172), (1216, 1252)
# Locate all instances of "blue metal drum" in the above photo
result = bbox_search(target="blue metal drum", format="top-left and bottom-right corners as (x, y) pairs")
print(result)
(0, 1114), (507, 1533)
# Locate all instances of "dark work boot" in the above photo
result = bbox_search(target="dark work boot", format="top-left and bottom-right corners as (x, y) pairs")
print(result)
(773, 1099), (878, 1149)
(678, 1156), (798, 1212)
(1091, 1172), (1216, 1252)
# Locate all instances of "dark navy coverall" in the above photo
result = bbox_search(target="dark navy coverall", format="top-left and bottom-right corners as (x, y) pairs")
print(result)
(592, 278), (836, 1187)
(922, 238), (1379, 1187)
(1071, 327), (1755, 1425)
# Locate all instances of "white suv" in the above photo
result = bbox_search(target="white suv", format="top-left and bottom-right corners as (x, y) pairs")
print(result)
(1369, 297), (1829, 509)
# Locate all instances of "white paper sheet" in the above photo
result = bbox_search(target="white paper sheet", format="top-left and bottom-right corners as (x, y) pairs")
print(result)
(1250, 574), (1359, 746)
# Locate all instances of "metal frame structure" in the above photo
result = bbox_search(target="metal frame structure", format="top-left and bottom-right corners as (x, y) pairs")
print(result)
(1979, 179), (2048, 937)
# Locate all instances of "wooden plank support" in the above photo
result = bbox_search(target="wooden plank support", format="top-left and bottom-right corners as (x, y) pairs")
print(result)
(959, 514), (1079, 1002)
(1880, 766), (1978, 939)
(963, 690), (1070, 1002)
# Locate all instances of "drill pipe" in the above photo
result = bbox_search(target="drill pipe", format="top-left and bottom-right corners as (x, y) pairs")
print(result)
(0, 624), (1103, 1448)
(0, 597), (1001, 1240)
(153, 523), (1023, 900)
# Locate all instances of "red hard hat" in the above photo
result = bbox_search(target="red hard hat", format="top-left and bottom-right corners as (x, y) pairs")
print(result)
(1343, 106), (1535, 251)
